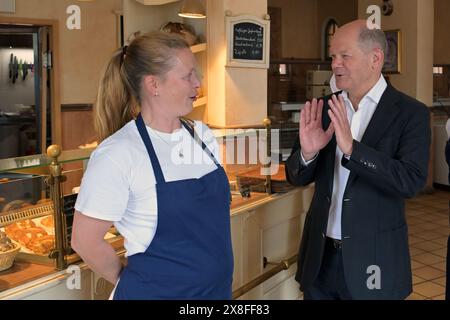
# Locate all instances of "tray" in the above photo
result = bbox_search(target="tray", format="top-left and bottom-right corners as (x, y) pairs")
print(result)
(236, 164), (294, 193)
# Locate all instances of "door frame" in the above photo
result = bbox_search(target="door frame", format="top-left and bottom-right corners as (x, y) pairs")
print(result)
(0, 17), (61, 150)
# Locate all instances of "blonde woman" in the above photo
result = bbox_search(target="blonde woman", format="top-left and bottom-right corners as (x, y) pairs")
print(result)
(71, 32), (233, 300)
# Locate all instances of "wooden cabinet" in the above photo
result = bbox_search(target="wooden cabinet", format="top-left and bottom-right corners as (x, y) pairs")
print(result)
(232, 186), (314, 300)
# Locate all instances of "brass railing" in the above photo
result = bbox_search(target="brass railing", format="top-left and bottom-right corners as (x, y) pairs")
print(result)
(232, 254), (297, 299)
(45, 145), (68, 270)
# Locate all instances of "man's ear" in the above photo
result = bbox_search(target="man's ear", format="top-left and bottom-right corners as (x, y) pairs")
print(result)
(372, 48), (384, 69)
(143, 75), (158, 96)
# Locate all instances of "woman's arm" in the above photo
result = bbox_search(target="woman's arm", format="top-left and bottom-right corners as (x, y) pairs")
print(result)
(71, 211), (123, 285)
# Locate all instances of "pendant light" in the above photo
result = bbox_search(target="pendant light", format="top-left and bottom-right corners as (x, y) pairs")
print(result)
(178, 0), (206, 19)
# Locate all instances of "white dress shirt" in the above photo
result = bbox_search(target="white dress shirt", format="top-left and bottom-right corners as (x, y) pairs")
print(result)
(301, 76), (388, 238)
(326, 75), (387, 239)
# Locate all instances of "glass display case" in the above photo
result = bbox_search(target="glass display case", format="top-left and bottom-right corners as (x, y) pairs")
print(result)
(0, 146), (122, 286)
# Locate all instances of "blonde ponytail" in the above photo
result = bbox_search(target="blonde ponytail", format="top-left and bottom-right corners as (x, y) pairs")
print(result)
(94, 32), (188, 142)
(94, 49), (138, 142)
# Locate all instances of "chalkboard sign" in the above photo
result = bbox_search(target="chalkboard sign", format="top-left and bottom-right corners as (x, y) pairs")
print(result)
(232, 22), (264, 60)
(226, 15), (270, 69)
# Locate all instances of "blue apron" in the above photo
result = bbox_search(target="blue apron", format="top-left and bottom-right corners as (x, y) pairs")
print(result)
(113, 114), (233, 300)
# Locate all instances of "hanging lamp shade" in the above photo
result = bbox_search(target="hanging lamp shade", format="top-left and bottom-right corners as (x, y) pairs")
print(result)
(178, 0), (206, 19)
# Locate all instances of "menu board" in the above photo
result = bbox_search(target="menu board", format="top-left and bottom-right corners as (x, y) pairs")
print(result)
(232, 22), (264, 61)
(226, 15), (270, 69)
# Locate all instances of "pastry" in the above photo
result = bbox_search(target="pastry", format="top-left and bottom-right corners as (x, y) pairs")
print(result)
(5, 219), (36, 235)
(11, 227), (48, 246)
(28, 235), (54, 255)
(2, 200), (25, 212)
(41, 215), (54, 228)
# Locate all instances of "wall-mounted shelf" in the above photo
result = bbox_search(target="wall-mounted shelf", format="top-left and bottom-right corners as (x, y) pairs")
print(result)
(190, 43), (206, 54)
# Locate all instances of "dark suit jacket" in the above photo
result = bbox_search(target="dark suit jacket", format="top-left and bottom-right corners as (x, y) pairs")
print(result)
(285, 85), (431, 299)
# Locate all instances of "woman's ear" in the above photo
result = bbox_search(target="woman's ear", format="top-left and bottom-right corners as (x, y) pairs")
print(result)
(143, 75), (158, 97)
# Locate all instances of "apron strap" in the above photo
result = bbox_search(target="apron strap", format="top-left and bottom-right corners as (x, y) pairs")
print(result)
(135, 114), (221, 184)
(180, 118), (220, 167)
(135, 113), (166, 184)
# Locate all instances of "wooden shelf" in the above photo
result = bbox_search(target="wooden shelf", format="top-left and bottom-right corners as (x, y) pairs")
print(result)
(193, 96), (207, 108)
(190, 43), (206, 54)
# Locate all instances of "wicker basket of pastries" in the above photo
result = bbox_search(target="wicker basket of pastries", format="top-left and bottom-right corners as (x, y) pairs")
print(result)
(0, 230), (20, 271)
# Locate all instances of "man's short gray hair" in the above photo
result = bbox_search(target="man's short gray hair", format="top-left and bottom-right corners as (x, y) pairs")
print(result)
(358, 27), (387, 54)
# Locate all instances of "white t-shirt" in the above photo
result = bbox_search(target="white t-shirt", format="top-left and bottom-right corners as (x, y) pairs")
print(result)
(74, 120), (220, 257)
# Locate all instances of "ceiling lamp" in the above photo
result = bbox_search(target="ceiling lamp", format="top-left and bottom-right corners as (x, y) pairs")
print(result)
(178, 0), (206, 19)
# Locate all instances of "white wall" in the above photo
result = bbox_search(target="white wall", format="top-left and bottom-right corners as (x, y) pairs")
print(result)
(208, 0), (268, 127)
(0, 48), (35, 112)
(358, 0), (434, 105)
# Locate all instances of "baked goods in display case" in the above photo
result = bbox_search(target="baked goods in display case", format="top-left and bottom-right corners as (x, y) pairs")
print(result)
(2, 199), (30, 212)
(4, 218), (55, 256)
(0, 198), (56, 260)
(0, 230), (21, 271)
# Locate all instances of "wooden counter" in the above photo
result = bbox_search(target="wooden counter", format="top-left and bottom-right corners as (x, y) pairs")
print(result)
(0, 186), (313, 300)
(0, 261), (54, 292)
(0, 193), (271, 297)
(0, 237), (124, 299)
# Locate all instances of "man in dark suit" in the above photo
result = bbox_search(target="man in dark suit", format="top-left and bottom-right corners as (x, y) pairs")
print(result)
(285, 20), (431, 299)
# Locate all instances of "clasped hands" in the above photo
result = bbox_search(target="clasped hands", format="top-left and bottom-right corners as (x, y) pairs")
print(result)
(300, 95), (353, 161)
